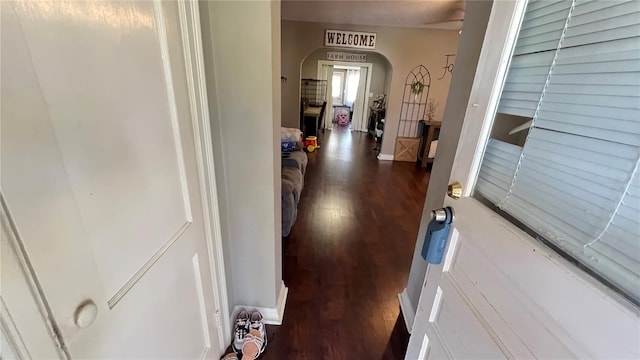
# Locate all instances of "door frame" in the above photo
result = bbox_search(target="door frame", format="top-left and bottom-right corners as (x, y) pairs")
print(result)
(1, 195), (65, 359)
(178, 0), (231, 348)
(317, 60), (373, 129)
(1, 0), (231, 354)
(402, 0), (527, 348)
(399, 0), (524, 333)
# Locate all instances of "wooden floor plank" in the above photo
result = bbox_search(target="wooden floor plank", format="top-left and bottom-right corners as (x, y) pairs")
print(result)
(237, 127), (428, 359)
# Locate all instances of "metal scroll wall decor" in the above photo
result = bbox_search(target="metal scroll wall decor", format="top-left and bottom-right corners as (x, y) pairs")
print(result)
(438, 54), (456, 80)
(397, 65), (431, 138)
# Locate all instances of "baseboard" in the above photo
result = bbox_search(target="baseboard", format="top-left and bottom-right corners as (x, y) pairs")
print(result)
(273, 281), (288, 324)
(231, 281), (288, 326)
(398, 288), (415, 333)
(377, 153), (394, 161)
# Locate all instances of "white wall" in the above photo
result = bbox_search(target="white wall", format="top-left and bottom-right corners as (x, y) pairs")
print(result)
(403, 0), (495, 319)
(281, 20), (460, 156)
(199, 1), (282, 319)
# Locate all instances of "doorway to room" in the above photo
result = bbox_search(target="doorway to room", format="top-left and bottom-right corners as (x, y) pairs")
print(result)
(318, 60), (372, 133)
(298, 49), (392, 150)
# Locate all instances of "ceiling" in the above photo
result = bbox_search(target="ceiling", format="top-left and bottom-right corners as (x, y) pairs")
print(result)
(281, 0), (464, 30)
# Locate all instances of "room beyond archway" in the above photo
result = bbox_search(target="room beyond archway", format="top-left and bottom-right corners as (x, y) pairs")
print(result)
(299, 48), (392, 151)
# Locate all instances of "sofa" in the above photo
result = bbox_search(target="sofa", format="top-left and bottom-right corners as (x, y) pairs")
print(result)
(281, 150), (307, 237)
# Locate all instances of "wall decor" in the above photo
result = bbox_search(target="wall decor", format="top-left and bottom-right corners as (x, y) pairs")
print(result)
(399, 65), (431, 137)
(438, 54), (456, 80)
(325, 29), (377, 50)
(410, 80), (425, 95)
(394, 65), (431, 162)
(326, 51), (368, 62)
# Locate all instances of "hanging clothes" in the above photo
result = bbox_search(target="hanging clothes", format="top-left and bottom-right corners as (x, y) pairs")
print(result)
(344, 69), (360, 108)
(319, 64), (334, 130)
(351, 66), (369, 132)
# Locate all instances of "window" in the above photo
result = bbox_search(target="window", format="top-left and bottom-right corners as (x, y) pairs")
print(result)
(332, 71), (344, 105)
(475, 0), (640, 303)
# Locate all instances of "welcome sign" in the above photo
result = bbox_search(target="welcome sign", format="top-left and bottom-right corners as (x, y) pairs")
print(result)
(325, 29), (377, 50)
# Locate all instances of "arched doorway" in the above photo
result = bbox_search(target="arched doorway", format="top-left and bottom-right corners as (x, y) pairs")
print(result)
(299, 48), (392, 143)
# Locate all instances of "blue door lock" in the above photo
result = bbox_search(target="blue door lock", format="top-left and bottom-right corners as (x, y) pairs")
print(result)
(421, 207), (455, 264)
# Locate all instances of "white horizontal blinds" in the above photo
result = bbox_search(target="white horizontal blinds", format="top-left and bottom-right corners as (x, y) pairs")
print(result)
(561, 0), (640, 48)
(588, 170), (640, 294)
(501, 131), (640, 298)
(476, 139), (522, 204)
(512, 0), (573, 54)
(535, 0), (640, 146)
(494, 0), (640, 301)
(497, 0), (573, 117)
(501, 128), (638, 246)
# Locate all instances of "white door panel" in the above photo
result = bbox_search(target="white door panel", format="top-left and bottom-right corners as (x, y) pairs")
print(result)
(1, 1), (221, 358)
(423, 199), (582, 359)
(15, 0), (193, 300)
(427, 277), (508, 360)
(412, 196), (640, 359)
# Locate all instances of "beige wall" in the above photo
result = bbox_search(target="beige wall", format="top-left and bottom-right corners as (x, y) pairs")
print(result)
(199, 1), (282, 316)
(282, 20), (460, 155)
(300, 49), (392, 109)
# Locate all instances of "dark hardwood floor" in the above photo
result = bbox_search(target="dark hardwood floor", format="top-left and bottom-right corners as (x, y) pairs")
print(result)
(266, 127), (430, 359)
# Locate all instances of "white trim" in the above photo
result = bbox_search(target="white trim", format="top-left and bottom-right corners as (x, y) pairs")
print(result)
(191, 254), (211, 349)
(418, 334), (430, 360)
(0, 195), (67, 359)
(499, 0), (576, 206)
(449, 0), (528, 198)
(377, 153), (394, 161)
(177, 0), (231, 350)
(274, 281), (289, 325)
(427, 286), (443, 323)
(231, 282), (289, 325)
(0, 324), (20, 360)
(398, 288), (415, 333)
(152, 0), (193, 223)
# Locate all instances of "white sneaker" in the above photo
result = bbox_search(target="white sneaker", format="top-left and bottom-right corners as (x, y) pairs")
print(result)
(249, 310), (267, 354)
(232, 309), (250, 354)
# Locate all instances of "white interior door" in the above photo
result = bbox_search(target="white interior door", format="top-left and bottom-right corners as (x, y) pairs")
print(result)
(1, 1), (223, 358)
(405, 1), (640, 359)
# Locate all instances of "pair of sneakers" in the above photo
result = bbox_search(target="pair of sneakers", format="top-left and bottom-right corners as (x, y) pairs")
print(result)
(232, 309), (266, 357)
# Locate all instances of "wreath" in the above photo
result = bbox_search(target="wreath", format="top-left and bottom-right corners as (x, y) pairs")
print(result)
(410, 81), (425, 95)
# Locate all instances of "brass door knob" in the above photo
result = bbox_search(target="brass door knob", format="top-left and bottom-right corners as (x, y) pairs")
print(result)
(447, 182), (462, 199)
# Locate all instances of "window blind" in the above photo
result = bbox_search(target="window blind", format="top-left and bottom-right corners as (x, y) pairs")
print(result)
(477, 0), (640, 302)
(476, 139), (521, 204)
(497, 0), (573, 117)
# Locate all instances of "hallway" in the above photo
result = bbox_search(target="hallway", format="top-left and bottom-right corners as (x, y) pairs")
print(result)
(265, 127), (430, 359)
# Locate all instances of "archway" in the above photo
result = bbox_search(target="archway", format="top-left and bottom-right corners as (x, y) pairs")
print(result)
(298, 48), (393, 144)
